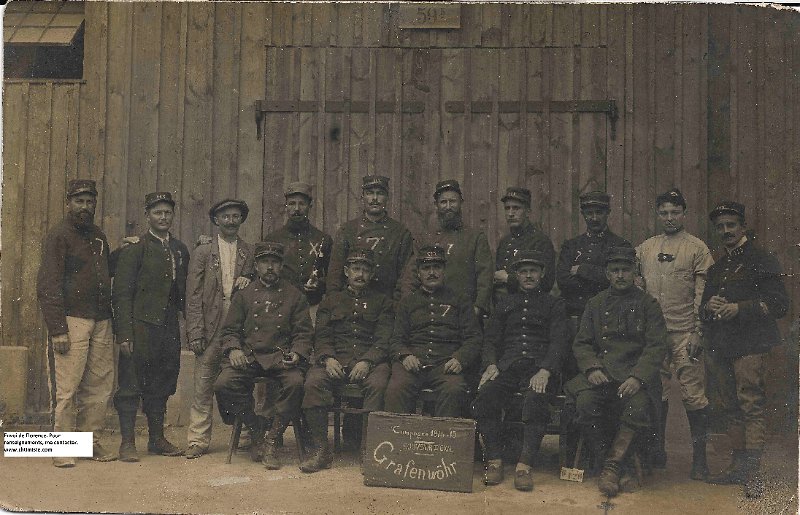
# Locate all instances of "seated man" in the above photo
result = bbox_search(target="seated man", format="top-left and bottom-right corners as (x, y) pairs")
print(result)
(300, 247), (394, 473)
(566, 247), (666, 497)
(384, 245), (482, 417)
(214, 242), (313, 470)
(472, 250), (569, 491)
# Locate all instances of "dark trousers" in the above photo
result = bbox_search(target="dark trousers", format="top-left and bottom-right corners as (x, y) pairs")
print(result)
(572, 378), (652, 431)
(471, 360), (553, 465)
(214, 360), (305, 425)
(113, 300), (181, 416)
(384, 362), (466, 418)
(301, 362), (391, 411)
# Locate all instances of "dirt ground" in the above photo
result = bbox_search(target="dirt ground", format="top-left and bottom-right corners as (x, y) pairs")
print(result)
(1, 402), (797, 515)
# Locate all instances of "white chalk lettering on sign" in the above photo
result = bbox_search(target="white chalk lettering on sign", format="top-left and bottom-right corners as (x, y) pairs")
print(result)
(391, 425), (458, 440)
(373, 441), (458, 480)
(402, 440), (454, 456)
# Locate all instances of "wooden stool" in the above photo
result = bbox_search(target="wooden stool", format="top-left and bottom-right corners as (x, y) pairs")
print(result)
(331, 383), (369, 452)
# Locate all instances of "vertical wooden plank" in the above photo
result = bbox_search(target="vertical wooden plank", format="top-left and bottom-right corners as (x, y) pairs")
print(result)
(374, 48), (404, 222)
(580, 4), (603, 48)
(237, 2), (269, 242)
(336, 3), (356, 48)
(1, 83), (30, 349)
(577, 47), (608, 225)
(525, 48), (548, 230)
(349, 47), (373, 220)
(361, 3), (385, 47)
(548, 48), (575, 249)
(292, 3), (312, 47)
(103, 3), (133, 240)
(126, 2), (162, 237)
(706, 6), (733, 218)
(606, 5), (627, 234)
(504, 4), (529, 48)
(298, 47), (322, 221)
(653, 5), (677, 198)
(181, 3), (214, 244)
(529, 4), (550, 48)
(480, 4), (502, 48)
(551, 4), (575, 48)
(272, 2), (294, 47)
(212, 4), (241, 203)
(622, 5), (635, 237)
(321, 46), (351, 236)
(47, 85), (77, 228)
(459, 4), (482, 48)
(311, 3), (333, 47)
(440, 48), (467, 199)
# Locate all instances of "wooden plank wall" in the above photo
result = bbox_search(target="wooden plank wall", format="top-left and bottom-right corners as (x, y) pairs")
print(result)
(2, 3), (798, 418)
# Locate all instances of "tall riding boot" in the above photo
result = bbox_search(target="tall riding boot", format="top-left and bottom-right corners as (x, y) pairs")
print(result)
(743, 450), (764, 498)
(300, 408), (333, 473)
(118, 411), (140, 463)
(261, 415), (290, 470)
(586, 426), (610, 476)
(706, 425), (747, 485)
(598, 425), (637, 497)
(146, 410), (183, 456)
(686, 407), (710, 480)
(651, 400), (668, 468)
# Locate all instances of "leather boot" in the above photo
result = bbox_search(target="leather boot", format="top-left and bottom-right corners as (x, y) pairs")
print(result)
(651, 400), (668, 468)
(261, 416), (289, 470)
(243, 413), (267, 463)
(706, 425), (747, 485)
(743, 450), (764, 498)
(300, 408), (333, 473)
(598, 425), (637, 497)
(146, 410), (183, 456)
(686, 407), (709, 480)
(118, 411), (140, 463)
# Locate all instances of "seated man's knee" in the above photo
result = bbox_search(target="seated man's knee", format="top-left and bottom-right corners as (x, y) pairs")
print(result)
(621, 390), (652, 428)
(521, 391), (550, 422)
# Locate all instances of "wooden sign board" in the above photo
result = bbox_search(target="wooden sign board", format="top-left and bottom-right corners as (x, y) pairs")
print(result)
(397, 4), (461, 29)
(363, 411), (476, 493)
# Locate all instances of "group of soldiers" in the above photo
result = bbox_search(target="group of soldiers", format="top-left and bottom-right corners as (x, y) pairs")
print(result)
(38, 175), (788, 499)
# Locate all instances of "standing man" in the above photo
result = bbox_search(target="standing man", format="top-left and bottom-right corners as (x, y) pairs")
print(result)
(702, 202), (789, 498)
(636, 188), (714, 478)
(300, 247), (394, 473)
(329, 175), (413, 301)
(184, 199), (254, 459)
(214, 242), (314, 471)
(473, 250), (569, 491)
(404, 180), (493, 319)
(567, 247), (667, 498)
(265, 182), (332, 314)
(494, 187), (556, 296)
(113, 192), (190, 462)
(385, 245), (483, 417)
(37, 180), (116, 467)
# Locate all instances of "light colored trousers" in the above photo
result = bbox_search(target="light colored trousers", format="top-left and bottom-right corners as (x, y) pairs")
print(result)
(53, 317), (114, 444)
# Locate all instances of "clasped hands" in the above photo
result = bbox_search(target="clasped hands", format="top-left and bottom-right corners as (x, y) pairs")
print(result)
(325, 357), (371, 382)
(401, 355), (461, 374)
(587, 369), (641, 398)
(478, 364), (550, 393)
(707, 295), (739, 321)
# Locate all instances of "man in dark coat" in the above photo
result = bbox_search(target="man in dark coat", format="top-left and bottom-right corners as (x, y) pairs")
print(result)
(37, 179), (116, 467)
(385, 245), (483, 417)
(299, 247), (394, 473)
(113, 192), (190, 461)
(214, 242), (314, 471)
(473, 250), (569, 491)
(493, 187), (556, 296)
(702, 202), (789, 498)
(566, 247), (667, 497)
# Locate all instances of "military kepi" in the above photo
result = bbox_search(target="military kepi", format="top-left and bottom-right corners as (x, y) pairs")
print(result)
(284, 181), (313, 201)
(417, 244), (447, 264)
(209, 199), (249, 225)
(656, 188), (686, 209)
(362, 175), (390, 192)
(709, 201), (745, 221)
(255, 241), (284, 260)
(434, 179), (462, 200)
(579, 191), (610, 209)
(346, 246), (375, 266)
(606, 246), (636, 264)
(67, 179), (98, 198)
(512, 249), (547, 269)
(145, 192), (175, 210)
(501, 187), (532, 206)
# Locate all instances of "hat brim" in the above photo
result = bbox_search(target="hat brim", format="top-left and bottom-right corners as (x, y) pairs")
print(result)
(512, 259), (545, 270)
(67, 188), (98, 198)
(146, 199), (176, 210)
(284, 191), (313, 201)
(580, 201), (610, 209)
(709, 208), (743, 221)
(501, 195), (531, 205)
(606, 257), (635, 265)
(346, 258), (374, 266)
(417, 257), (446, 265)
(209, 201), (249, 225)
(255, 251), (283, 260)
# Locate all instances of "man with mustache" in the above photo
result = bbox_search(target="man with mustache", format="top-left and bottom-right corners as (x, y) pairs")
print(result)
(184, 199), (254, 459)
(299, 247), (394, 473)
(404, 180), (493, 320)
(566, 247), (667, 498)
(385, 245), (483, 417)
(113, 192), (190, 461)
(494, 187), (556, 296)
(37, 180), (116, 467)
(702, 202), (788, 498)
(473, 250), (569, 491)
(635, 188), (714, 477)
(329, 175), (413, 301)
(214, 242), (314, 471)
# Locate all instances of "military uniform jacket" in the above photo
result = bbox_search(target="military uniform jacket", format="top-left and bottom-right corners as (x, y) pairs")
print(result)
(700, 239), (789, 359)
(112, 232), (189, 343)
(329, 214), (414, 300)
(390, 286), (483, 368)
(483, 290), (569, 373)
(404, 223), (494, 313)
(37, 216), (113, 336)
(495, 220), (556, 294)
(573, 287), (667, 387)
(557, 230), (631, 316)
(265, 221), (332, 306)
(314, 287), (394, 367)
(185, 237), (254, 343)
(219, 277), (314, 369)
